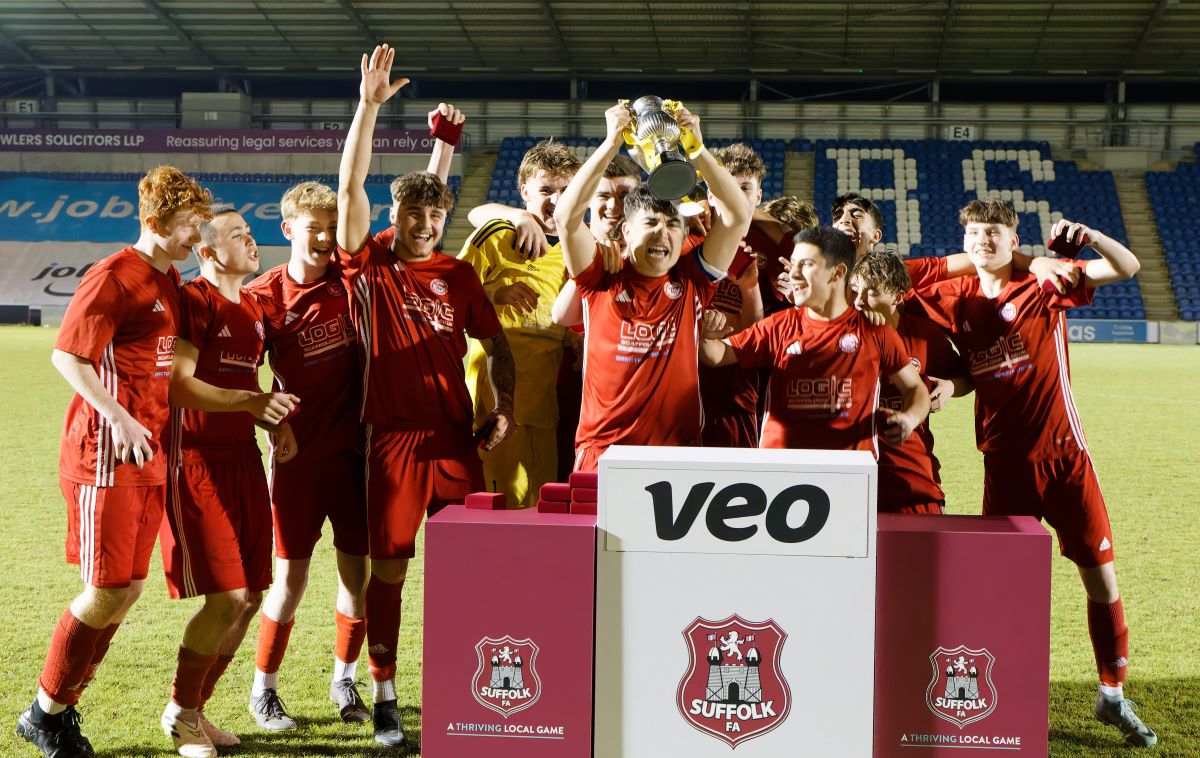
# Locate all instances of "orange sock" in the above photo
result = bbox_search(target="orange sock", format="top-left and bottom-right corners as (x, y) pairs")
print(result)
(1088, 598), (1129, 686)
(77, 623), (120, 696)
(365, 577), (403, 682)
(335, 610), (366, 664)
(199, 654), (235, 709)
(254, 613), (293, 675)
(171, 646), (217, 710)
(38, 610), (104, 706)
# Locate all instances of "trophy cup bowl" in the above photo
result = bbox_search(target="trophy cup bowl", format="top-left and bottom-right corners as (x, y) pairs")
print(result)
(628, 96), (698, 201)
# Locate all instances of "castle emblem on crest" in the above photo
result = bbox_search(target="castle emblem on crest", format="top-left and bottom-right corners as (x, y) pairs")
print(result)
(925, 645), (998, 728)
(676, 615), (791, 748)
(471, 635), (542, 718)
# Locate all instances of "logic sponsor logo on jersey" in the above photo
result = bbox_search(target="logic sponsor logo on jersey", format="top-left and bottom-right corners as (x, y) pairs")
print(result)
(471, 636), (542, 719)
(784, 376), (852, 415)
(710, 279), (742, 316)
(296, 313), (355, 358)
(156, 335), (177, 369)
(402, 288), (456, 334)
(617, 317), (679, 359)
(926, 645), (998, 728)
(968, 334), (1030, 378)
(677, 615), (791, 748)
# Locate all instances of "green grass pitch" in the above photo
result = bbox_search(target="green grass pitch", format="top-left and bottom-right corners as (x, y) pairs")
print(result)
(0, 325), (1196, 756)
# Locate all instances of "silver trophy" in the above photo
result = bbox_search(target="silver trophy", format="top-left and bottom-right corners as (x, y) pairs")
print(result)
(624, 96), (698, 201)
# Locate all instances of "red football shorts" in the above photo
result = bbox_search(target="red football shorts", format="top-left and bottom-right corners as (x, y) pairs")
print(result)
(365, 425), (483, 560)
(270, 448), (369, 560)
(889, 501), (945, 515)
(982, 450), (1114, 568)
(701, 413), (760, 449)
(61, 477), (164, 589)
(573, 443), (608, 473)
(160, 445), (273, 599)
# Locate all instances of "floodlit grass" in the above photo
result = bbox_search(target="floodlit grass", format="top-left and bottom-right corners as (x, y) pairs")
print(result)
(0, 326), (1196, 756)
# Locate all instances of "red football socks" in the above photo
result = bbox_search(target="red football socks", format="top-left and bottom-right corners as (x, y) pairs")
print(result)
(199, 653), (235, 709)
(1087, 598), (1129, 686)
(255, 613), (294, 675)
(78, 623), (120, 695)
(171, 646), (218, 710)
(335, 609), (367, 664)
(365, 576), (403, 683)
(38, 609), (106, 706)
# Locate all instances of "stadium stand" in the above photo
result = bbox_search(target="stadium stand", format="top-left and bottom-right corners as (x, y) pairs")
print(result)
(1146, 150), (1200, 322)
(812, 139), (1145, 320)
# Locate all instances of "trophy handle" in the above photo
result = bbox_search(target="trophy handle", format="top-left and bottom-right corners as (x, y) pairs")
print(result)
(618, 99), (639, 146)
(663, 99), (703, 158)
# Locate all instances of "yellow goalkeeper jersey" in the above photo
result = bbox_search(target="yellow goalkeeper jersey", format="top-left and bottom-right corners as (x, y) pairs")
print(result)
(459, 219), (568, 429)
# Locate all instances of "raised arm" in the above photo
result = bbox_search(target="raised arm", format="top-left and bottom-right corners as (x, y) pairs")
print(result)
(554, 103), (631, 277)
(675, 107), (753, 272)
(52, 349), (153, 469)
(425, 102), (464, 183)
(337, 44), (410, 254)
(1057, 219), (1141, 287)
(169, 339), (298, 425)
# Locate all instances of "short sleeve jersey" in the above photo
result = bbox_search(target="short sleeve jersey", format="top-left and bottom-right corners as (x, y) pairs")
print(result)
(876, 313), (964, 508)
(56, 247), (181, 487)
(908, 265), (1094, 461)
(747, 224), (796, 317)
(175, 278), (267, 449)
(573, 247), (722, 450)
(245, 264), (362, 458)
(335, 228), (502, 431)
(700, 240), (764, 419)
(905, 256), (949, 293)
(459, 220), (567, 428)
(730, 306), (909, 453)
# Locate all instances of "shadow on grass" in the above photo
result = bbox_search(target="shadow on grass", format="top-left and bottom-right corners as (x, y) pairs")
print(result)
(1049, 678), (1199, 757)
(94, 705), (422, 757)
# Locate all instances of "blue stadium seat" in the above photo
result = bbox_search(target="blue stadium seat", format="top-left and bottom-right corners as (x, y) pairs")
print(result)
(1146, 150), (1200, 317)
(811, 138), (1144, 319)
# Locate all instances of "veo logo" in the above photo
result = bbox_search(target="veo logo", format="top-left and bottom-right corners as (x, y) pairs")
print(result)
(645, 481), (830, 543)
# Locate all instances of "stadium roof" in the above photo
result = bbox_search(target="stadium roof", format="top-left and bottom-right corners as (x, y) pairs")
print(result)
(1, 0), (1198, 82)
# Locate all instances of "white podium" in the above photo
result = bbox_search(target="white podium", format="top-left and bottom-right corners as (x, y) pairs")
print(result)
(594, 446), (878, 756)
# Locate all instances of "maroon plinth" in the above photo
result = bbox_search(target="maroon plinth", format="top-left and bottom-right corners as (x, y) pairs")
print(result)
(423, 504), (597, 758)
(873, 514), (1052, 757)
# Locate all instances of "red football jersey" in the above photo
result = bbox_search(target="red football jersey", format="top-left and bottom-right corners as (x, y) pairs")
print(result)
(335, 228), (502, 434)
(905, 256), (949, 293)
(56, 247), (181, 487)
(175, 278), (267, 449)
(245, 264), (362, 458)
(700, 239), (763, 423)
(730, 306), (909, 454)
(876, 312), (964, 510)
(574, 247), (721, 451)
(909, 266), (1093, 461)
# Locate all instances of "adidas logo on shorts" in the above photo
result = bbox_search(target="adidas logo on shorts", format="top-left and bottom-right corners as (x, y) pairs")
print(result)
(369, 643), (390, 655)
(1099, 536), (1112, 551)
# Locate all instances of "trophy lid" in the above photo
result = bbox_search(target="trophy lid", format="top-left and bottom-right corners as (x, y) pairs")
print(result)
(631, 95), (666, 117)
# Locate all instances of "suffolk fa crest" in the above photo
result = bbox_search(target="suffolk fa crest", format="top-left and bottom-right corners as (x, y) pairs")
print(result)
(676, 615), (791, 748)
(925, 645), (998, 728)
(471, 635), (542, 718)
